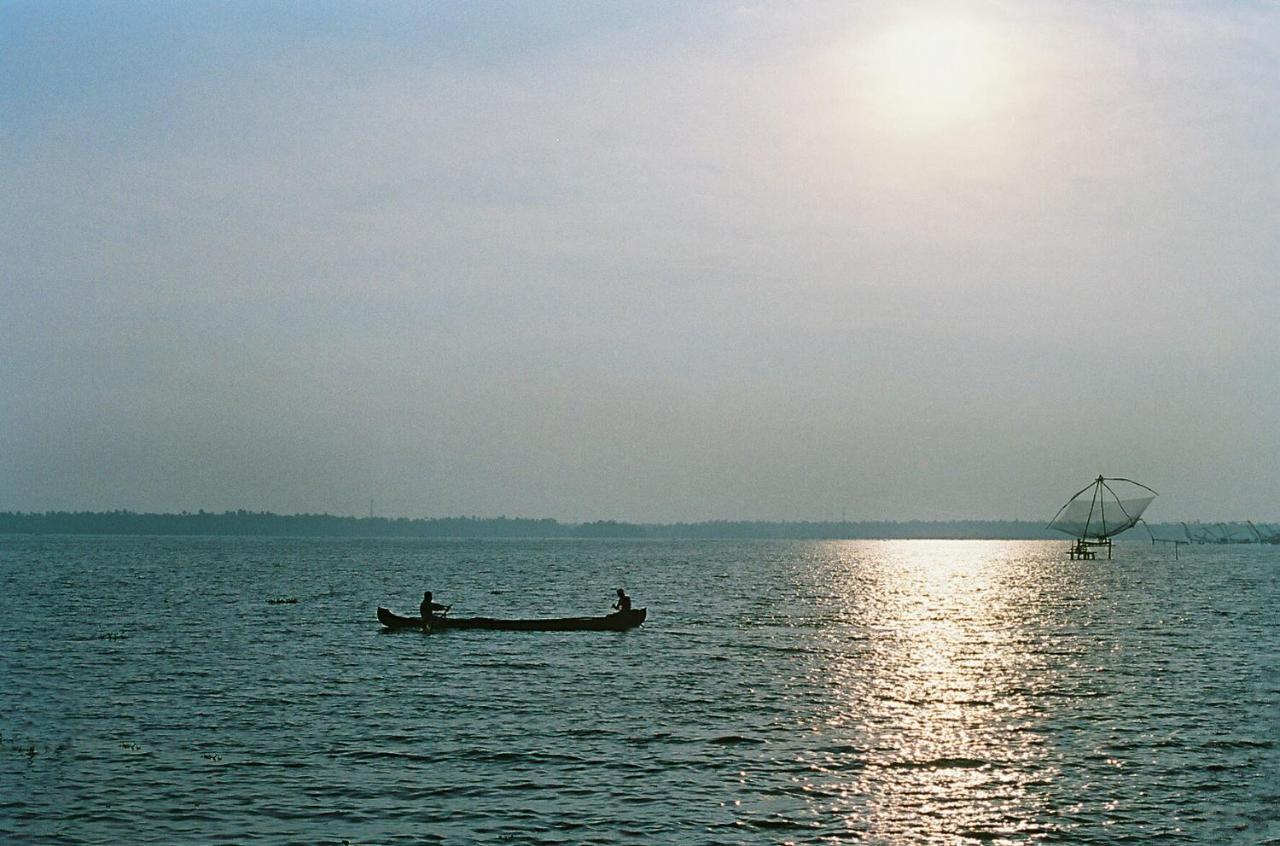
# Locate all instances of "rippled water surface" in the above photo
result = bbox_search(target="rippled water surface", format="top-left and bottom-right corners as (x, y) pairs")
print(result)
(1, 536), (1277, 844)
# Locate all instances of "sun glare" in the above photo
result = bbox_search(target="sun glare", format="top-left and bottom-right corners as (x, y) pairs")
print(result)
(865, 16), (1005, 130)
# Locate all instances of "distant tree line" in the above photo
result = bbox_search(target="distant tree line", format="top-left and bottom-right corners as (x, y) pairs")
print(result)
(640, 520), (1063, 540)
(0, 509), (1144, 540)
(0, 510), (566, 538)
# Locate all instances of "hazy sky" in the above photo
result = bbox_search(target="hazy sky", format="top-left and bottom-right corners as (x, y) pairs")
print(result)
(3, 1), (1278, 522)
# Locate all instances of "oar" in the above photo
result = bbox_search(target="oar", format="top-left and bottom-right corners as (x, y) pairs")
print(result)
(425, 604), (452, 633)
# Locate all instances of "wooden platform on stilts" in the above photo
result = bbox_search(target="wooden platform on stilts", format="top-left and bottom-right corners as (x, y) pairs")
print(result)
(1068, 538), (1112, 560)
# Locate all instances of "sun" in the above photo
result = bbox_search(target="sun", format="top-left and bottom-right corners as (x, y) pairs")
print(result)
(865, 16), (1005, 129)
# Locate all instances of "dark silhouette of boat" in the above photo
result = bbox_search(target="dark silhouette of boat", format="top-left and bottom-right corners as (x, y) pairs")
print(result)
(376, 606), (646, 632)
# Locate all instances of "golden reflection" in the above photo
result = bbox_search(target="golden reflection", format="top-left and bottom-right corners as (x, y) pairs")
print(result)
(793, 540), (1061, 839)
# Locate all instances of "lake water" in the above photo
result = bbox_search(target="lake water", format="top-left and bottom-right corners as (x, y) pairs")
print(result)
(1, 536), (1276, 844)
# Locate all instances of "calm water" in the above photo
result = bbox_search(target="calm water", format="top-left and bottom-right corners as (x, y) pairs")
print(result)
(1, 536), (1276, 844)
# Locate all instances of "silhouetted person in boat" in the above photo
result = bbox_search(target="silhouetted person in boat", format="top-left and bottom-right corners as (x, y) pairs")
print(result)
(420, 591), (448, 622)
(612, 588), (632, 613)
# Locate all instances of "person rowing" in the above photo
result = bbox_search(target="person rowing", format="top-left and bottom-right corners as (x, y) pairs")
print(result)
(420, 591), (450, 623)
(612, 588), (632, 613)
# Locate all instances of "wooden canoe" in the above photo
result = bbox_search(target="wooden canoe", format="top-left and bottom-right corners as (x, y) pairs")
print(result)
(376, 606), (646, 632)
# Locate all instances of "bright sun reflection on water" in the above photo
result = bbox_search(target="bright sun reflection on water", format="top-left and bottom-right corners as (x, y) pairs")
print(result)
(795, 540), (1062, 839)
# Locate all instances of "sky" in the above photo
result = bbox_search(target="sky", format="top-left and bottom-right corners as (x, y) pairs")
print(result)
(2, 1), (1278, 523)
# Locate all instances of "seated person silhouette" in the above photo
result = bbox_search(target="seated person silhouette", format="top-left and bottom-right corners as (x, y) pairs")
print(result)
(420, 591), (449, 622)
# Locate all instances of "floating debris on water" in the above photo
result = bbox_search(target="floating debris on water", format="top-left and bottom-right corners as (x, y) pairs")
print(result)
(267, 598), (299, 605)
(0, 732), (68, 762)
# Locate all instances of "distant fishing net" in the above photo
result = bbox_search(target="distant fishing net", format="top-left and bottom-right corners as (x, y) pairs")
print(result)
(1048, 477), (1157, 540)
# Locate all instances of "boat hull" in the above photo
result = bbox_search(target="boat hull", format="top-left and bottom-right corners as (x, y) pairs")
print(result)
(376, 606), (646, 632)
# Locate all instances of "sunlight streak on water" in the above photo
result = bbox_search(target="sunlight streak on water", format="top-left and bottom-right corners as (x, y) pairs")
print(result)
(776, 541), (1056, 840)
